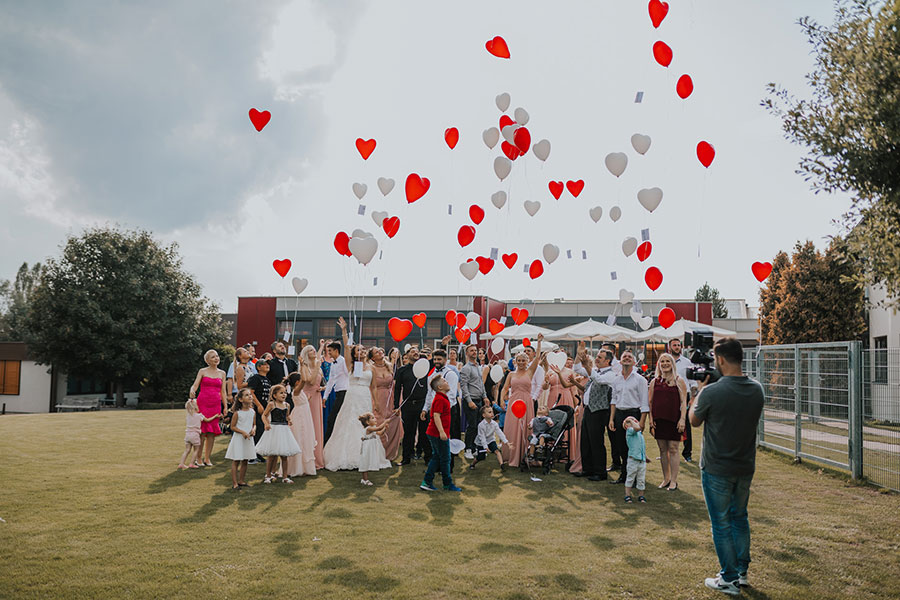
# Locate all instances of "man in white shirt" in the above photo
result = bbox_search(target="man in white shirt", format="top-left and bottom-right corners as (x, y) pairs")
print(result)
(670, 338), (699, 462)
(322, 341), (349, 443)
(569, 347), (618, 481)
(601, 342), (623, 470)
(609, 350), (650, 484)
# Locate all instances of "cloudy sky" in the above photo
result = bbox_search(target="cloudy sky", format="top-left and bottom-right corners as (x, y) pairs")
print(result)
(0, 0), (852, 312)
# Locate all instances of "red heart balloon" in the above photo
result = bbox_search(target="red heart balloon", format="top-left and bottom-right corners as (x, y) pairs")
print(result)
(272, 259), (291, 278)
(697, 141), (716, 168)
(676, 74), (693, 99)
(457, 225), (476, 247)
(642, 364), (649, 372)
(529, 260), (544, 280)
(522, 338), (531, 348)
(476, 256), (495, 275)
(456, 313), (467, 329)
(444, 127), (459, 150)
(653, 41), (673, 67)
(412, 313), (427, 328)
(355, 138), (376, 160)
(333, 232), (351, 257)
(445, 310), (457, 326)
(636, 241), (652, 262)
(469, 204), (485, 225)
(658, 307), (676, 329)
(485, 36), (510, 59)
(513, 127), (531, 154)
(511, 307), (529, 325)
(249, 108), (271, 132)
(548, 181), (564, 200)
(752, 261), (773, 282)
(405, 173), (431, 203)
(388, 317), (414, 342)
(510, 399), (526, 419)
(644, 266), (663, 291)
(499, 115), (515, 130)
(566, 180), (585, 197)
(455, 327), (472, 344)
(502, 253), (518, 269)
(489, 318), (505, 336)
(648, 0), (669, 28)
(382, 216), (400, 239)
(501, 141), (520, 161)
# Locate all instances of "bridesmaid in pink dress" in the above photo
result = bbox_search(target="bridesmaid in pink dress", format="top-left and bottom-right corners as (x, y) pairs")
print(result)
(369, 348), (402, 461)
(286, 372), (317, 477)
(300, 345), (326, 470)
(188, 349), (228, 466)
(501, 336), (543, 468)
(545, 357), (580, 464)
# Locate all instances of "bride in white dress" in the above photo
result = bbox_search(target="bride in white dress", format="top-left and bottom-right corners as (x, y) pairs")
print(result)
(323, 317), (378, 471)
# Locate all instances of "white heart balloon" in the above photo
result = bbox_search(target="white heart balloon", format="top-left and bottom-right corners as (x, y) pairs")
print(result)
(371, 210), (388, 227)
(376, 177), (394, 196)
(622, 237), (638, 257)
(638, 352), (645, 361)
(542, 243), (560, 264)
(491, 191), (507, 209)
(490, 337), (506, 355)
(351, 229), (374, 239)
(524, 200), (541, 217)
(629, 308), (643, 323)
(412, 357), (430, 379)
(589, 206), (603, 223)
(494, 156), (511, 181)
(352, 182), (367, 200)
(618, 288), (635, 304)
(482, 127), (500, 149)
(459, 261), (479, 281)
(514, 107), (530, 125)
(637, 187), (663, 213)
(466, 311), (481, 330)
(610, 206), (622, 222)
(291, 277), (308, 295)
(490, 362), (504, 382)
(631, 134), (652, 155)
(533, 139), (551, 162)
(501, 124), (519, 144)
(496, 92), (511, 112)
(348, 235), (378, 265)
(639, 316), (653, 330)
(547, 351), (567, 370)
(605, 152), (628, 178)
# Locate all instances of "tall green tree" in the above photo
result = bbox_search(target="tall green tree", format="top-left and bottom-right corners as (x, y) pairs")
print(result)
(694, 283), (729, 319)
(763, 0), (900, 303)
(759, 240), (866, 344)
(0, 262), (45, 341)
(24, 227), (228, 406)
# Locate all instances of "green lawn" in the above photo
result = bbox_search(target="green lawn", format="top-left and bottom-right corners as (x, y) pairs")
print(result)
(1, 410), (898, 599)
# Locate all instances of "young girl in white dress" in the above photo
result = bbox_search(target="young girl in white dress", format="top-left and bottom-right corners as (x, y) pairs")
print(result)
(358, 412), (391, 486)
(225, 389), (256, 489)
(256, 384), (302, 484)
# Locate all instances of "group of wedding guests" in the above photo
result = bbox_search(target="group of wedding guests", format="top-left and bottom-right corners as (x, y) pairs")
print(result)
(179, 317), (699, 497)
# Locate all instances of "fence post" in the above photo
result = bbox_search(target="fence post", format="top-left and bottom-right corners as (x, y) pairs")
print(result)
(848, 341), (863, 481)
(794, 345), (802, 460)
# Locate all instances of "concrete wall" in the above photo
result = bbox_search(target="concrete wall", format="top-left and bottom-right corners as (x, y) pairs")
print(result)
(1, 360), (52, 414)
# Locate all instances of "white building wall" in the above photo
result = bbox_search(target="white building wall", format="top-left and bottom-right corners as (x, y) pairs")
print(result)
(868, 286), (900, 348)
(1, 360), (51, 413)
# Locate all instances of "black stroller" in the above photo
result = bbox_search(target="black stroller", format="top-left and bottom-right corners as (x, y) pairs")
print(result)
(521, 404), (575, 475)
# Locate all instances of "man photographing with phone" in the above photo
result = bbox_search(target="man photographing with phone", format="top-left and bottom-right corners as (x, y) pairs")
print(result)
(689, 337), (764, 596)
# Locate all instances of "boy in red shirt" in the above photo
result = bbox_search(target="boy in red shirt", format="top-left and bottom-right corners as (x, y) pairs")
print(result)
(420, 375), (462, 492)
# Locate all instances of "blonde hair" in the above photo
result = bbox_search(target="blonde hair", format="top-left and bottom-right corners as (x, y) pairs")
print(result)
(655, 352), (678, 387)
(203, 349), (218, 362)
(185, 399), (198, 414)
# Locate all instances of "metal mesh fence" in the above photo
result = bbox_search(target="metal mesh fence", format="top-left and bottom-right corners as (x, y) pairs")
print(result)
(862, 348), (900, 491)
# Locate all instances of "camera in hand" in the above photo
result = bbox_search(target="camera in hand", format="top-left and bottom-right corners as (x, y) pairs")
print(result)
(684, 330), (720, 383)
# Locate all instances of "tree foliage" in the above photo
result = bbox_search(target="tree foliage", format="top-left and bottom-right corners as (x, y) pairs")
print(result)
(694, 283), (729, 319)
(24, 227), (229, 405)
(763, 0), (900, 302)
(0, 262), (44, 341)
(759, 240), (866, 344)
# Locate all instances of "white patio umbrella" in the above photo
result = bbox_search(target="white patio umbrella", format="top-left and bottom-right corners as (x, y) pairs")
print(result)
(546, 318), (640, 342)
(481, 323), (556, 340)
(633, 318), (737, 342)
(510, 340), (560, 353)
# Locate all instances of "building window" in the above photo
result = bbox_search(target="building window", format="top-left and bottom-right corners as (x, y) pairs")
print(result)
(362, 319), (386, 339)
(874, 336), (888, 384)
(0, 360), (21, 395)
(426, 320), (443, 340)
(277, 320), (313, 356)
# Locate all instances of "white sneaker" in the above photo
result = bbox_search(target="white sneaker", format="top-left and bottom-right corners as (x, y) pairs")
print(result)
(464, 450), (474, 460)
(704, 575), (740, 596)
(738, 573), (749, 587)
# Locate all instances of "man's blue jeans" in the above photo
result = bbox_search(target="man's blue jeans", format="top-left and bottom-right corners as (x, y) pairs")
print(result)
(424, 435), (453, 488)
(701, 470), (753, 582)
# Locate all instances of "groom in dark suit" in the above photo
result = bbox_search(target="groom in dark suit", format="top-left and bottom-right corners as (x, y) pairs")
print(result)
(267, 341), (298, 387)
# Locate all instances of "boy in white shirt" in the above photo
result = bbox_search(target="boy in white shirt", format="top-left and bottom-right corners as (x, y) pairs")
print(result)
(468, 405), (513, 471)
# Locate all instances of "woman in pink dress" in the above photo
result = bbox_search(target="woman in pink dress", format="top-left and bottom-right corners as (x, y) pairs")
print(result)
(189, 349), (228, 467)
(369, 347), (402, 461)
(285, 372), (317, 477)
(545, 356), (580, 464)
(300, 344), (326, 469)
(500, 336), (543, 467)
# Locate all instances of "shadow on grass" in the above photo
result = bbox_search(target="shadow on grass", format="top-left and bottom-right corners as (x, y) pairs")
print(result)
(146, 447), (231, 494)
(316, 555), (399, 593)
(176, 470), (312, 523)
(478, 542), (534, 554)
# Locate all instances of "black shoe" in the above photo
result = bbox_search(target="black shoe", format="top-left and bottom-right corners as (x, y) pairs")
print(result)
(501, 464), (507, 472)
(587, 475), (605, 482)
(683, 455), (693, 463)
(572, 472), (588, 478)
(610, 477), (626, 485)
(468, 464), (476, 470)
(398, 460), (411, 466)
(608, 464), (622, 472)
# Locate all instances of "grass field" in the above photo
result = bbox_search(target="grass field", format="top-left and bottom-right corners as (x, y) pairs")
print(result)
(1, 410), (899, 600)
